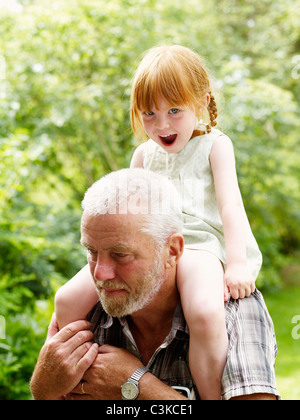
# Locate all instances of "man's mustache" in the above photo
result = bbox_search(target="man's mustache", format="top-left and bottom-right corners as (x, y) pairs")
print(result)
(95, 281), (130, 293)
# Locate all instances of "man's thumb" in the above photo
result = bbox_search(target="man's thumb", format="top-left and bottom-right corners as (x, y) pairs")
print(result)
(46, 313), (59, 340)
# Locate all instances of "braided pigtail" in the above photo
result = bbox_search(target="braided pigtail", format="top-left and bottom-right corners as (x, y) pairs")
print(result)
(194, 92), (218, 137)
(208, 92), (218, 128)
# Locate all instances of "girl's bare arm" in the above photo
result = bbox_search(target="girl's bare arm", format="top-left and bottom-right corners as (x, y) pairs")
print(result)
(55, 264), (99, 329)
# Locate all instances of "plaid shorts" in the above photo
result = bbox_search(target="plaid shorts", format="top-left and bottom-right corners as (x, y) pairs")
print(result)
(222, 289), (280, 399)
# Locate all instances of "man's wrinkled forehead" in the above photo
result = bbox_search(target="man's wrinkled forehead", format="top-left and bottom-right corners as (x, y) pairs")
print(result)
(81, 212), (147, 244)
(81, 211), (146, 227)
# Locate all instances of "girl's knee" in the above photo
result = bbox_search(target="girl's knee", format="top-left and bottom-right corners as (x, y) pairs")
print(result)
(187, 301), (225, 336)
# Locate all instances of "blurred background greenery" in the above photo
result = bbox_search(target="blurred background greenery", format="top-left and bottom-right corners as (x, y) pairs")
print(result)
(0, 0), (299, 400)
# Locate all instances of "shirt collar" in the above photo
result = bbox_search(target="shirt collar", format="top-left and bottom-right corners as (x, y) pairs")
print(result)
(101, 303), (189, 338)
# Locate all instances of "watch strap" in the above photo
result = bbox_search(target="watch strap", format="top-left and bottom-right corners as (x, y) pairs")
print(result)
(130, 366), (150, 383)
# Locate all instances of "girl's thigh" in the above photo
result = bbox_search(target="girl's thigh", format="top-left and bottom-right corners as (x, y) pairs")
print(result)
(177, 249), (225, 320)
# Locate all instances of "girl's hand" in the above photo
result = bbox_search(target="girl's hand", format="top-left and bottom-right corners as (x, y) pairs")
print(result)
(224, 263), (255, 302)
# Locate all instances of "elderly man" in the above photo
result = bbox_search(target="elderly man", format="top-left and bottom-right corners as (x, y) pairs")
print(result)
(30, 169), (280, 400)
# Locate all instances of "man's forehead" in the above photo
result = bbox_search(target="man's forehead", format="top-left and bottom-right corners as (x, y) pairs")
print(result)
(81, 212), (147, 246)
(81, 212), (145, 228)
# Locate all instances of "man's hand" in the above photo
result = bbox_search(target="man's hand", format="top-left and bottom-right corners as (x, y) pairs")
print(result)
(224, 263), (256, 301)
(66, 345), (144, 400)
(30, 313), (99, 400)
(67, 344), (188, 401)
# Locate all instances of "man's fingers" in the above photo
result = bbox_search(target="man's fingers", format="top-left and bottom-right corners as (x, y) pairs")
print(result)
(71, 340), (97, 362)
(66, 329), (94, 353)
(98, 344), (120, 354)
(55, 320), (92, 343)
(76, 343), (99, 376)
(65, 393), (91, 400)
(70, 382), (84, 395)
(70, 380), (90, 396)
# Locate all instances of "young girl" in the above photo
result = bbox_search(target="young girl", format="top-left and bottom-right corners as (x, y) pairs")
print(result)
(55, 45), (262, 400)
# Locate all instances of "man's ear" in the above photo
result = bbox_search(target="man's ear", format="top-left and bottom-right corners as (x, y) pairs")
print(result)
(165, 233), (184, 269)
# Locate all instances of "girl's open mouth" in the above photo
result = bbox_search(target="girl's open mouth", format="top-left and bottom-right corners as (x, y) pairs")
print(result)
(159, 134), (177, 146)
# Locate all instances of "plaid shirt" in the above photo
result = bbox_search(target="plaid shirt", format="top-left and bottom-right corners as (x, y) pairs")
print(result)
(88, 289), (280, 400)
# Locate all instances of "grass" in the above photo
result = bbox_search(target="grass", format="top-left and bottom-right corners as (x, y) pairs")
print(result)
(264, 287), (300, 400)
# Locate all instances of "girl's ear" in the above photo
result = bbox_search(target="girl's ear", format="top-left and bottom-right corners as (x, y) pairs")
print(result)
(195, 93), (211, 119)
(205, 92), (211, 107)
(165, 234), (185, 269)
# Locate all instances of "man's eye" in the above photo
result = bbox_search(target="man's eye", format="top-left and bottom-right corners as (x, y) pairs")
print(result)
(87, 249), (97, 258)
(112, 252), (132, 262)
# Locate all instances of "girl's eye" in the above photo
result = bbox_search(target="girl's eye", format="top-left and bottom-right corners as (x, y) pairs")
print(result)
(144, 111), (154, 116)
(169, 108), (180, 114)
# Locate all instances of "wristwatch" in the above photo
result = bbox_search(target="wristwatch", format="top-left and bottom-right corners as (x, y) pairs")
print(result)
(121, 366), (150, 400)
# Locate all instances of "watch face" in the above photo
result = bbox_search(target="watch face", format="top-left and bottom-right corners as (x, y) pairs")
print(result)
(121, 382), (139, 400)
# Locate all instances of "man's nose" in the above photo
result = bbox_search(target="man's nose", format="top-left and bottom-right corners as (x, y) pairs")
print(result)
(92, 257), (116, 283)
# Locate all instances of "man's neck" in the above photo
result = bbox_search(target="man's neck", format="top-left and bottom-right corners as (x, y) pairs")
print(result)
(130, 294), (179, 334)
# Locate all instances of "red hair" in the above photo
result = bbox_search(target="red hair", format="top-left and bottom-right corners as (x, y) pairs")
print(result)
(130, 45), (217, 140)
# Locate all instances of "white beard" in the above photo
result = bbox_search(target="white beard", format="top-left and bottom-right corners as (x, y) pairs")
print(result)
(95, 252), (166, 318)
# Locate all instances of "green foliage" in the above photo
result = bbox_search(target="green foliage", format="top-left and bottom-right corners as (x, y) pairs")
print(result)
(0, 0), (299, 399)
(264, 288), (300, 400)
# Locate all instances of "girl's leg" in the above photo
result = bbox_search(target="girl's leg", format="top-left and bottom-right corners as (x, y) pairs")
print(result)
(55, 264), (99, 330)
(177, 249), (228, 400)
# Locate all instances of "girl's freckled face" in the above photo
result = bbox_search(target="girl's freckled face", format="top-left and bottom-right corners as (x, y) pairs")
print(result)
(141, 98), (198, 153)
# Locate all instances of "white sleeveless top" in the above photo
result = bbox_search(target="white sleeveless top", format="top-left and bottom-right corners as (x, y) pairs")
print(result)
(143, 129), (262, 280)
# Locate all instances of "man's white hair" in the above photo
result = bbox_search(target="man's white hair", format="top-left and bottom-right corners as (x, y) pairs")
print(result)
(81, 168), (183, 247)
